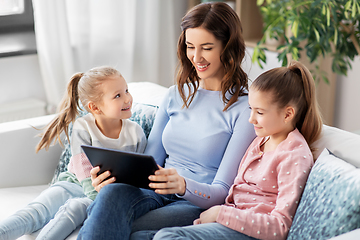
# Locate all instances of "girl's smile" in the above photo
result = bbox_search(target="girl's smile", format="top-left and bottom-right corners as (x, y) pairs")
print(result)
(248, 88), (295, 149)
(94, 75), (133, 123)
(121, 106), (131, 111)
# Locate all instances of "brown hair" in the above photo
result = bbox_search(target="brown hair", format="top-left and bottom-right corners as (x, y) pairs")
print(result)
(36, 66), (122, 152)
(177, 2), (248, 111)
(250, 61), (323, 151)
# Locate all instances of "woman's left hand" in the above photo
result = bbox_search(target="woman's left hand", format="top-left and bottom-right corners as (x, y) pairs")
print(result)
(193, 205), (221, 225)
(148, 166), (186, 195)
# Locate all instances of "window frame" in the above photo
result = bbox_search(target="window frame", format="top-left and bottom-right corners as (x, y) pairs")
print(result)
(0, 0), (34, 33)
(0, 0), (36, 58)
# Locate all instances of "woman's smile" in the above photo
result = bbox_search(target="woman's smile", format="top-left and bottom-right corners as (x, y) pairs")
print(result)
(185, 27), (224, 86)
(196, 63), (210, 72)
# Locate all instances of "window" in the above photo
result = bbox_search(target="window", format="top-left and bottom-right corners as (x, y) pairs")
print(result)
(0, 0), (33, 32)
(0, 0), (36, 57)
(0, 0), (25, 16)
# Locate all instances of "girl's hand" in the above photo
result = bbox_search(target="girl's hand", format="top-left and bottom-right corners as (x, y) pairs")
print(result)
(148, 166), (186, 195)
(193, 205), (221, 225)
(90, 166), (116, 192)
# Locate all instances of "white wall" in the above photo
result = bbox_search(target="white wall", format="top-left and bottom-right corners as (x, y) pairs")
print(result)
(243, 47), (282, 83)
(0, 54), (46, 105)
(334, 56), (360, 133)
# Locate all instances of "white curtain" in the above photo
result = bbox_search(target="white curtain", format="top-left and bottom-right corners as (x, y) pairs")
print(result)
(32, 0), (187, 111)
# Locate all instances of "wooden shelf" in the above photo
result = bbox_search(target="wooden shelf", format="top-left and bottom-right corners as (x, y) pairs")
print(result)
(235, 0), (263, 43)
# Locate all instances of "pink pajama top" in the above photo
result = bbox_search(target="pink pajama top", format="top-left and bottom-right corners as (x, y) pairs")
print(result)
(216, 129), (313, 240)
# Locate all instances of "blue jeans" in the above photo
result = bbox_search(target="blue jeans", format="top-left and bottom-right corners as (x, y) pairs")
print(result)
(151, 222), (259, 240)
(77, 183), (204, 240)
(0, 181), (90, 240)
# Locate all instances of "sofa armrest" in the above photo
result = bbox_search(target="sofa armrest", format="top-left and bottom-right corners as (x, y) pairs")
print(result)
(0, 114), (62, 188)
(328, 229), (360, 240)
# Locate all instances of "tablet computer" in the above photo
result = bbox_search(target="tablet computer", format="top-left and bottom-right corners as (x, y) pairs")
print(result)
(81, 145), (159, 189)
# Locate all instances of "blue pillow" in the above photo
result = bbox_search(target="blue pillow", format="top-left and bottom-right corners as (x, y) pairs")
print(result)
(287, 149), (360, 240)
(50, 103), (158, 184)
(129, 103), (159, 138)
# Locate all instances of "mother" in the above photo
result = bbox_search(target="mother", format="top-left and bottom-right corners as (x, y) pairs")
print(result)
(78, 2), (256, 240)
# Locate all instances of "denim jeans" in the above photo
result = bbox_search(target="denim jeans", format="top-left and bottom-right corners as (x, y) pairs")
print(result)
(77, 183), (204, 240)
(0, 181), (90, 240)
(151, 222), (259, 240)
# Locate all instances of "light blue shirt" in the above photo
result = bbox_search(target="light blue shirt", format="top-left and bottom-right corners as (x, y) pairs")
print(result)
(145, 85), (256, 209)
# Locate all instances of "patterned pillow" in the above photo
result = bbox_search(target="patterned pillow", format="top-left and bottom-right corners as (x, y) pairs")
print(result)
(50, 103), (159, 184)
(129, 103), (159, 139)
(287, 149), (360, 240)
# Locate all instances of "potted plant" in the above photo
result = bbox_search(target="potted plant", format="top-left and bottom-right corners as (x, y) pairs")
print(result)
(252, 0), (360, 83)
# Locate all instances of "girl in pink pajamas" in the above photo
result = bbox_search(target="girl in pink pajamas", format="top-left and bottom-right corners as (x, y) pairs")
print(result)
(152, 60), (323, 240)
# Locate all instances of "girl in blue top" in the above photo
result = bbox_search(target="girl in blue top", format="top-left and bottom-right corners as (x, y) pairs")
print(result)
(78, 2), (256, 240)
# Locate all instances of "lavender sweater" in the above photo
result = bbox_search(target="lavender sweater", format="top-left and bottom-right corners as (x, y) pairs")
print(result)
(145, 86), (256, 208)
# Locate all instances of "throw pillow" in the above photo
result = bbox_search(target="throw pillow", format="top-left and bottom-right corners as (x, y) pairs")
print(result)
(287, 148), (360, 240)
(129, 103), (159, 138)
(50, 103), (159, 184)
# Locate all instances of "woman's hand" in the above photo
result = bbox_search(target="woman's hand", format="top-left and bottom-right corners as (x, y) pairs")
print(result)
(90, 166), (116, 192)
(193, 205), (221, 225)
(148, 166), (186, 195)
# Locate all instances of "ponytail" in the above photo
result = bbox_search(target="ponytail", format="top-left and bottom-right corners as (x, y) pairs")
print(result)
(287, 61), (323, 149)
(251, 61), (323, 154)
(35, 73), (83, 153)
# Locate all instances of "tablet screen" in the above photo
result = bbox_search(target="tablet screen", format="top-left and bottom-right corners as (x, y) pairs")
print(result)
(81, 145), (159, 189)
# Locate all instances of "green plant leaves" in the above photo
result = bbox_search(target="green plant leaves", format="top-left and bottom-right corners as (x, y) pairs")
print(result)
(252, 45), (267, 69)
(253, 0), (360, 83)
(291, 19), (299, 38)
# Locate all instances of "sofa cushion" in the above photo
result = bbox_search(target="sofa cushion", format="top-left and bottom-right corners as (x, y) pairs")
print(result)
(312, 125), (360, 167)
(287, 148), (360, 240)
(50, 103), (159, 184)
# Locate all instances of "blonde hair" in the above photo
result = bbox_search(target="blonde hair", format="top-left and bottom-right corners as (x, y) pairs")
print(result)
(36, 66), (122, 152)
(251, 61), (323, 153)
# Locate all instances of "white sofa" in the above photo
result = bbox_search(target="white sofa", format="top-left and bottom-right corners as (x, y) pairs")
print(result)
(0, 82), (359, 240)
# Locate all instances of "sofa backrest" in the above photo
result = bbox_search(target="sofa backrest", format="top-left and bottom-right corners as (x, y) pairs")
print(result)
(312, 124), (360, 167)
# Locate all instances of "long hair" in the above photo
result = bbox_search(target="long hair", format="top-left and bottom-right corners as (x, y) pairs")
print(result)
(177, 2), (248, 111)
(36, 66), (122, 152)
(250, 61), (323, 152)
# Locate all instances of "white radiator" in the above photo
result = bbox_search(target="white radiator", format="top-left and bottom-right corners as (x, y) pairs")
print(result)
(0, 98), (46, 123)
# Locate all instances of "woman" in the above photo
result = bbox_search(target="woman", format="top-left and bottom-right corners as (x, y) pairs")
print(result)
(77, 2), (256, 240)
